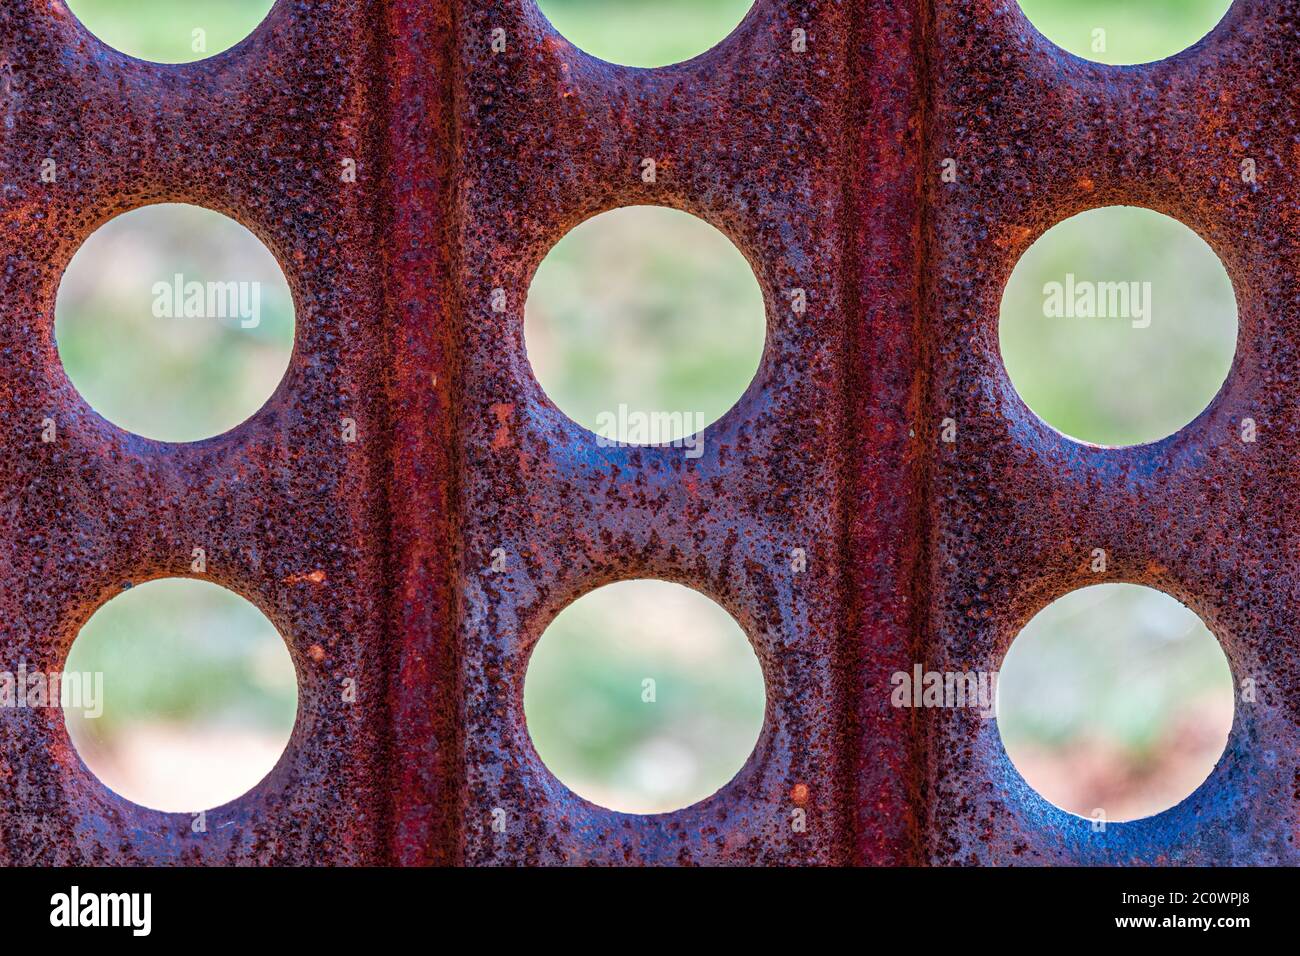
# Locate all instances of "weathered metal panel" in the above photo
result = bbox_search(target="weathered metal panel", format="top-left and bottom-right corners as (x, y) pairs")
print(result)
(923, 0), (1298, 865)
(0, 0), (391, 864)
(0, 0), (1292, 865)
(453, 0), (854, 865)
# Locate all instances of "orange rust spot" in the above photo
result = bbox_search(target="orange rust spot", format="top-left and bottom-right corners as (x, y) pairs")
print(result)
(995, 224), (1033, 249)
(1077, 177), (1094, 192)
(286, 569), (327, 585)
(790, 783), (810, 806)
(490, 403), (514, 450)
(307, 644), (326, 663)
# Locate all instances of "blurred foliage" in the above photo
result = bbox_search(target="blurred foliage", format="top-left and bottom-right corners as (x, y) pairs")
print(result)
(65, 581), (296, 736)
(998, 585), (1233, 820)
(56, 0), (1239, 820)
(1000, 586), (1228, 754)
(64, 580), (296, 811)
(64, 0), (274, 62)
(523, 581), (765, 813)
(537, 0), (754, 67)
(55, 204), (295, 443)
(1017, 0), (1234, 64)
(1000, 206), (1237, 446)
(525, 206), (764, 440)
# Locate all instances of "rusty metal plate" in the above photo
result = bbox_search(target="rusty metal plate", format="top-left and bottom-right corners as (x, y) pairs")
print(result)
(0, 0), (1293, 866)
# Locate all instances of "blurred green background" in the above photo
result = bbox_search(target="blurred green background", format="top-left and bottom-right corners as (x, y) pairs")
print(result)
(525, 206), (765, 441)
(1000, 205), (1236, 447)
(64, 0), (274, 62)
(62, 0), (1238, 68)
(538, 0), (753, 67)
(56, 1), (1239, 818)
(63, 580), (296, 813)
(998, 585), (1232, 821)
(1018, 0), (1234, 64)
(523, 581), (765, 813)
(55, 204), (295, 444)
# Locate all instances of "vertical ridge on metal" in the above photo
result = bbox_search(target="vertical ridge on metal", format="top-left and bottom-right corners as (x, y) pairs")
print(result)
(1, 0), (1295, 865)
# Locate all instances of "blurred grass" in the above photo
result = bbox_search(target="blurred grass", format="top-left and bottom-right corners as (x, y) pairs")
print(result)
(57, 0), (1240, 820)
(62, 0), (1234, 68)
(997, 585), (1233, 820)
(999, 206), (1237, 446)
(64, 580), (296, 811)
(1018, 0), (1234, 64)
(55, 204), (295, 443)
(523, 581), (765, 813)
(64, 0), (274, 62)
(537, 0), (754, 66)
(525, 206), (764, 440)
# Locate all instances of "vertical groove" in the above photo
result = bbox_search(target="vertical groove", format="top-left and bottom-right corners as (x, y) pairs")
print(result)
(381, 0), (462, 865)
(842, 0), (930, 864)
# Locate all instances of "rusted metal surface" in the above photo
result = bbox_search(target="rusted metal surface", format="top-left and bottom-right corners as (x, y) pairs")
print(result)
(453, 0), (853, 866)
(0, 0), (390, 864)
(0, 0), (1295, 865)
(924, 0), (1299, 865)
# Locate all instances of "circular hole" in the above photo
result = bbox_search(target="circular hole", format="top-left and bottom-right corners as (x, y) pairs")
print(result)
(63, 579), (298, 813)
(524, 206), (765, 446)
(55, 204), (295, 443)
(523, 579), (766, 814)
(535, 0), (755, 68)
(1016, 0), (1234, 65)
(64, 0), (275, 63)
(997, 583), (1234, 822)
(999, 206), (1237, 447)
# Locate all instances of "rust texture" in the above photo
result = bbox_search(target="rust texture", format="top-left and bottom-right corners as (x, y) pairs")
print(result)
(0, 0), (1293, 865)
(1, 0), (391, 864)
(924, 0), (1298, 865)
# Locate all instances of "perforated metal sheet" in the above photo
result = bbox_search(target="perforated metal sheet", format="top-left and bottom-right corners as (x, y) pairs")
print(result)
(0, 0), (1292, 866)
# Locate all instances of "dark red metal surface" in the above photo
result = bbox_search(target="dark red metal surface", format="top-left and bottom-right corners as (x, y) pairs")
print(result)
(923, 0), (1299, 865)
(0, 0), (1294, 865)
